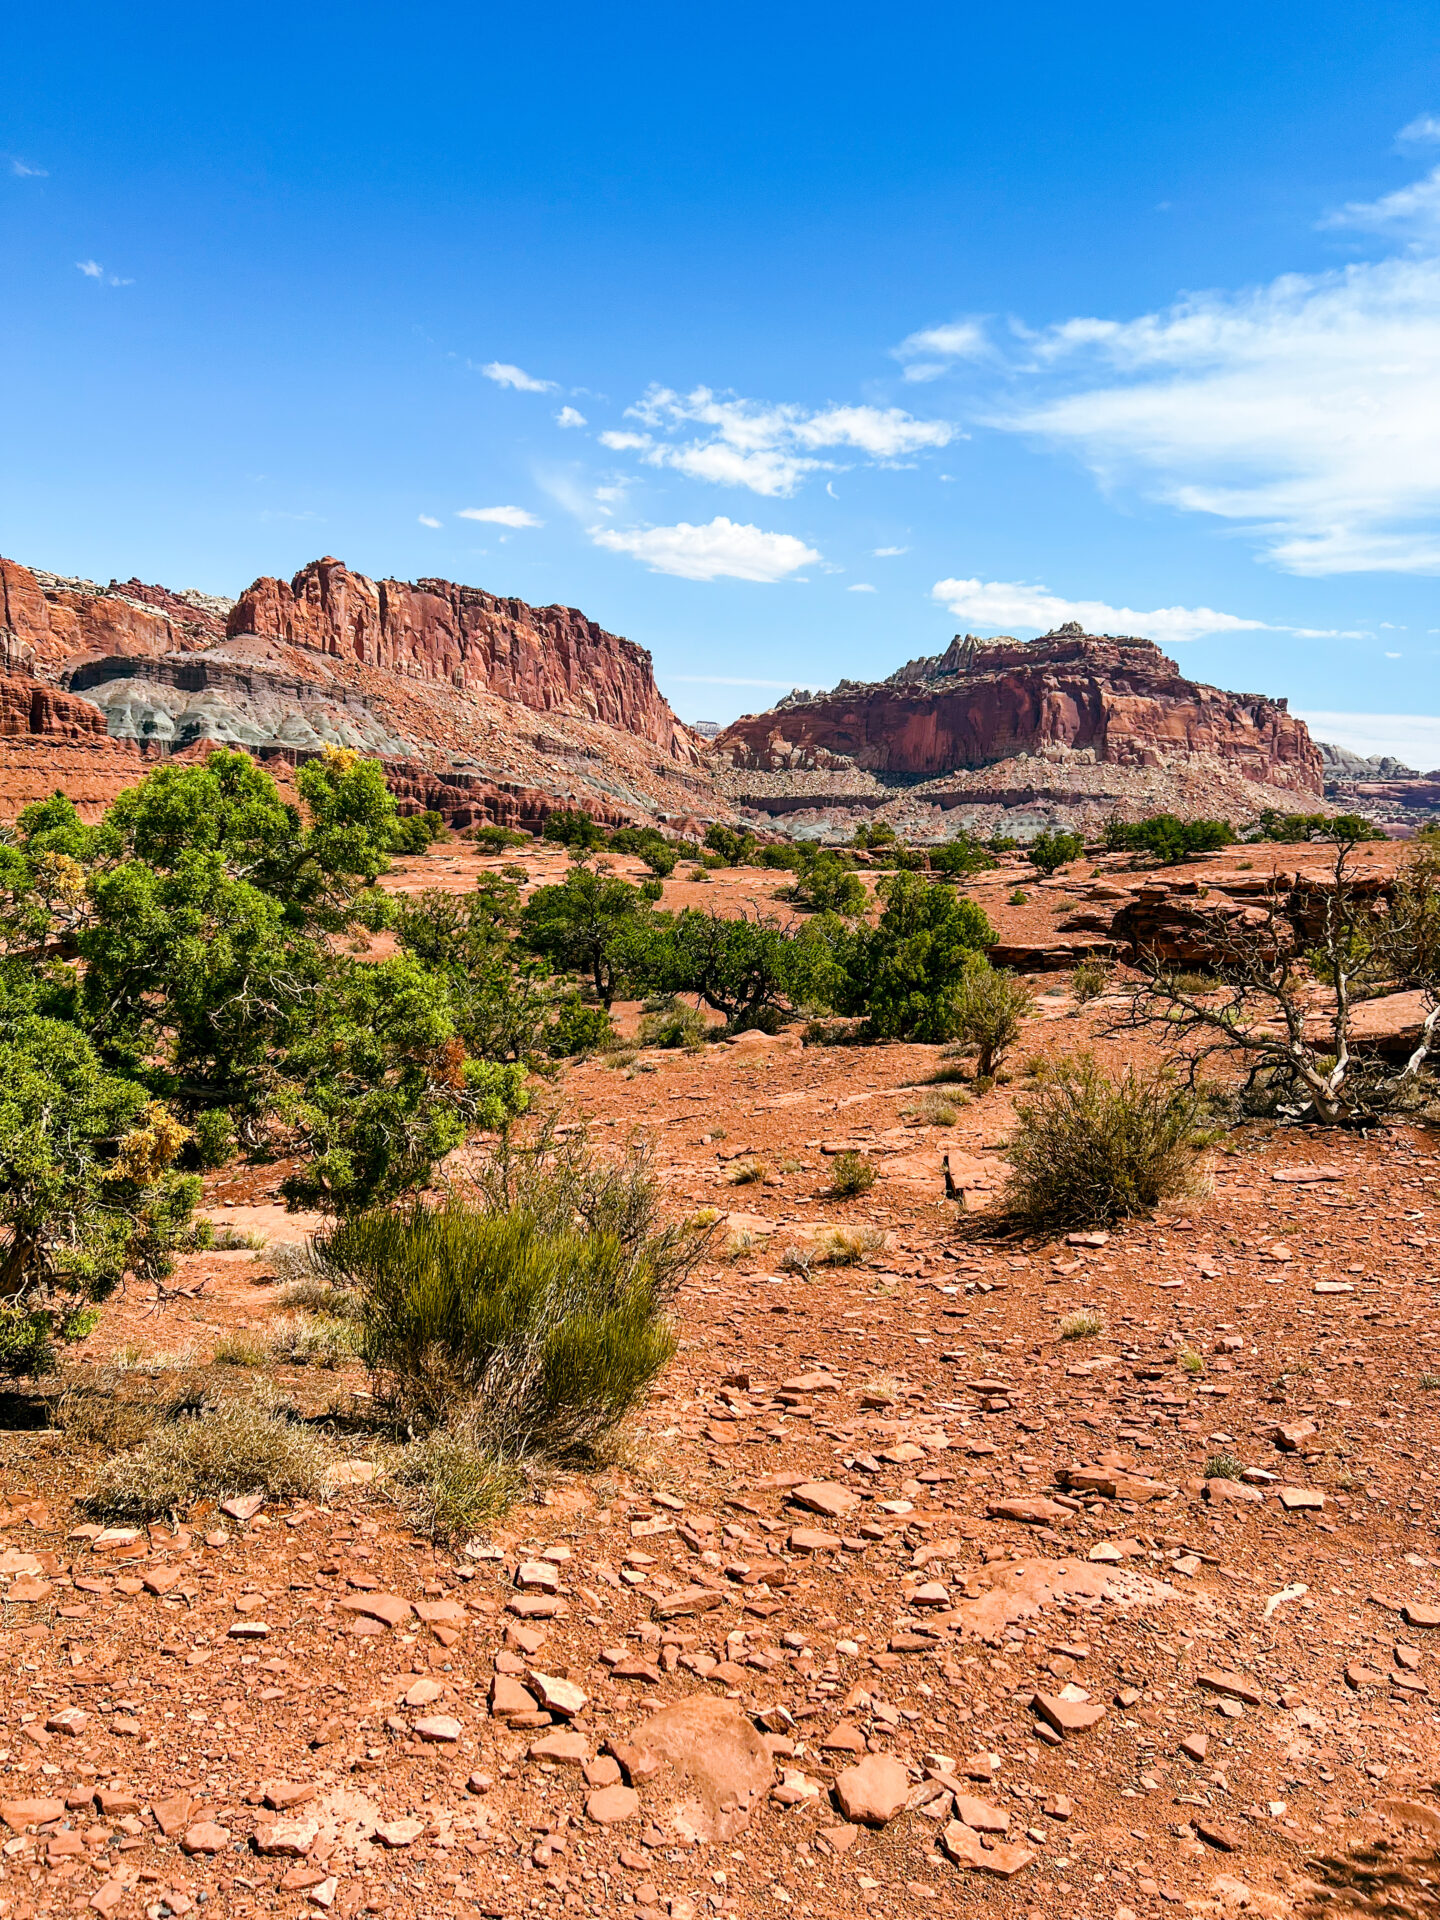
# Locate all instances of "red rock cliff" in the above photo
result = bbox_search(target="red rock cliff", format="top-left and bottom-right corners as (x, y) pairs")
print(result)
(718, 626), (1324, 795)
(229, 557), (697, 762)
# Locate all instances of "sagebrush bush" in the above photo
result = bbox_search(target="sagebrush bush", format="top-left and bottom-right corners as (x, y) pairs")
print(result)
(1205, 1452), (1243, 1480)
(813, 1225), (886, 1265)
(86, 1393), (331, 1520)
(726, 1157), (767, 1185)
(212, 1328), (269, 1368)
(827, 1151), (876, 1197)
(267, 1311), (362, 1368)
(1002, 1053), (1209, 1229)
(315, 1184), (684, 1451)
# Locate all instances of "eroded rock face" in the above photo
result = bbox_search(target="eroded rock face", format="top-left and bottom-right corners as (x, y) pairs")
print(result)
(717, 625), (1322, 796)
(230, 557), (697, 762)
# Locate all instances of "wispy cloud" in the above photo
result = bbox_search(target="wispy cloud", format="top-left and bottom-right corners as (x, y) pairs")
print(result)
(973, 188), (1440, 575)
(591, 515), (820, 582)
(847, 582), (877, 593)
(417, 514), (442, 528)
(480, 361), (557, 393)
(1320, 167), (1440, 239)
(1398, 114), (1440, 145)
(929, 576), (1353, 647)
(873, 545), (909, 557)
(76, 259), (132, 286)
(555, 405), (587, 428)
(597, 385), (954, 497)
(9, 157), (47, 178)
(456, 505), (543, 528)
(891, 319), (990, 382)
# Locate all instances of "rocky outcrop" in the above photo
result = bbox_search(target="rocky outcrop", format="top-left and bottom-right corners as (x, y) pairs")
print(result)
(0, 672), (112, 741)
(719, 625), (1323, 796)
(0, 559), (231, 673)
(229, 557), (698, 763)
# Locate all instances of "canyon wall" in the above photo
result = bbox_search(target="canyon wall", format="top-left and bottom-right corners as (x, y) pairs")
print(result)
(229, 556), (696, 762)
(718, 626), (1324, 796)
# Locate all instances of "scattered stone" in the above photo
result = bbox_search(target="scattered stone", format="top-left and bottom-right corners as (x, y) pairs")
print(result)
(586, 1785), (640, 1825)
(835, 1755), (911, 1828)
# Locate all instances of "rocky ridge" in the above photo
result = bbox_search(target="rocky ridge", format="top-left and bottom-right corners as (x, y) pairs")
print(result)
(0, 555), (714, 831)
(718, 626), (1324, 840)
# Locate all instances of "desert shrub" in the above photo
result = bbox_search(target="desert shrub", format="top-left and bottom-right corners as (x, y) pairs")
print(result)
(1027, 830), (1085, 874)
(780, 851), (869, 917)
(851, 821), (898, 849)
(86, 1392), (332, 1520)
(726, 1157), (768, 1185)
(212, 1328), (269, 1367)
(638, 1000), (709, 1051)
(703, 824), (758, 867)
(802, 1016), (862, 1046)
(1070, 960), (1112, 1004)
(193, 1109), (236, 1170)
(543, 808), (606, 851)
(813, 1226), (886, 1265)
(466, 824), (533, 853)
(546, 994), (615, 1058)
(1058, 1308), (1104, 1340)
(1102, 814), (1233, 862)
(521, 866), (655, 1009)
(901, 1091), (960, 1126)
(928, 833), (997, 878)
(390, 1418), (521, 1541)
(828, 1151), (876, 1197)
(1204, 1452), (1243, 1480)
(275, 1273), (355, 1315)
(500, 862), (530, 883)
(835, 871), (995, 1041)
(1002, 1053), (1209, 1229)
(947, 958), (1035, 1075)
(315, 1183), (686, 1450)
(626, 907), (837, 1033)
(263, 1242), (314, 1287)
(1178, 1345), (1205, 1375)
(1008, 888), (1028, 905)
(388, 809), (447, 855)
(1250, 809), (1385, 844)
(607, 827), (679, 878)
(266, 1311), (362, 1367)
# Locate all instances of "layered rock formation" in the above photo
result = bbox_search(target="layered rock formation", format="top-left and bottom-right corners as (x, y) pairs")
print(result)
(0, 553), (713, 828)
(717, 624), (1324, 838)
(722, 626), (1321, 789)
(230, 557), (696, 761)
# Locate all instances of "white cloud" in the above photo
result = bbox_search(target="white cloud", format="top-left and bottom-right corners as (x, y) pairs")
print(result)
(892, 320), (989, 381)
(847, 582), (877, 593)
(417, 514), (442, 528)
(480, 361), (557, 393)
(1399, 114), (1440, 145)
(1296, 710), (1440, 768)
(10, 157), (47, 178)
(456, 505), (543, 528)
(992, 240), (1440, 575)
(873, 544), (909, 556)
(1321, 166), (1440, 238)
(76, 259), (103, 278)
(591, 515), (820, 582)
(931, 576), (1291, 647)
(598, 386), (953, 497)
(555, 405), (587, 428)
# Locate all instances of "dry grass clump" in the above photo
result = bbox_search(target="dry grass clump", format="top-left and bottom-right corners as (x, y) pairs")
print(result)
(212, 1329), (270, 1368)
(266, 1312), (362, 1368)
(85, 1392), (332, 1521)
(902, 1090), (963, 1126)
(814, 1226), (887, 1266)
(1057, 1308), (1104, 1340)
(389, 1419), (521, 1543)
(726, 1158), (767, 1186)
(1002, 1053), (1209, 1230)
(1205, 1451), (1243, 1480)
(207, 1225), (268, 1251)
(827, 1151), (876, 1198)
(1069, 961), (1112, 1004)
(274, 1274), (356, 1316)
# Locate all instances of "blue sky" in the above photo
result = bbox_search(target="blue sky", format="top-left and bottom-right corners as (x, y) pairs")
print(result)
(4, 2), (1440, 759)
